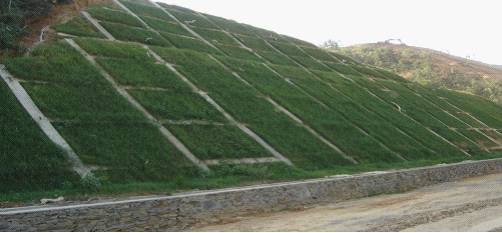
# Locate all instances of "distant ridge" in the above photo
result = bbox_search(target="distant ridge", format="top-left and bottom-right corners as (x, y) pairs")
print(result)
(337, 42), (502, 104)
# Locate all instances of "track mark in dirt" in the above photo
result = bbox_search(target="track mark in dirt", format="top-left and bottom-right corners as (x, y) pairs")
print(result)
(365, 197), (502, 232)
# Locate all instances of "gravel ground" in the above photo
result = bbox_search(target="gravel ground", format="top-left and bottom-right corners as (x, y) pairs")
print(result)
(194, 172), (502, 231)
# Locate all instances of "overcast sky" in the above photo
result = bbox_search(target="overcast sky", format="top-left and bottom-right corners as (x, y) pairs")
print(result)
(157, 0), (502, 65)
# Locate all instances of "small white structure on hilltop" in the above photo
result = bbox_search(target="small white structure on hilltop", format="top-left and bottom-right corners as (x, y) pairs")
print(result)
(383, 39), (405, 45)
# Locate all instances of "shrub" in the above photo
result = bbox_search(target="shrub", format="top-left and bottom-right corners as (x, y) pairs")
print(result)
(79, 174), (102, 192)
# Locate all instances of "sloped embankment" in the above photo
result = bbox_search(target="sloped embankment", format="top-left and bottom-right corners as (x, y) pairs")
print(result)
(2, 0), (502, 199)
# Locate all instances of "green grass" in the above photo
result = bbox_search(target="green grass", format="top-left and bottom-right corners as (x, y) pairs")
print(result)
(457, 129), (498, 149)
(4, 4), (502, 202)
(75, 38), (154, 61)
(160, 32), (221, 55)
(372, 66), (408, 82)
(329, 52), (359, 64)
(435, 89), (502, 129)
(251, 27), (286, 42)
(4, 42), (107, 85)
(202, 14), (255, 36)
(427, 109), (470, 129)
(52, 16), (104, 38)
(218, 57), (406, 163)
(87, 6), (144, 28)
(480, 130), (502, 144)
(236, 35), (273, 51)
(256, 50), (296, 66)
(166, 124), (272, 160)
(301, 46), (338, 62)
(23, 82), (144, 122)
(268, 41), (307, 57)
(324, 62), (361, 76)
(100, 21), (172, 46)
(409, 86), (486, 128)
(366, 80), (483, 153)
(217, 44), (261, 61)
(268, 66), (437, 160)
(120, 0), (155, 7)
(193, 28), (238, 46)
(151, 46), (353, 169)
(5, 153), (492, 204)
(55, 121), (200, 183)
(313, 71), (468, 158)
(129, 89), (227, 122)
(269, 63), (314, 81)
(140, 16), (192, 36)
(0, 81), (80, 193)
(289, 55), (331, 71)
(351, 64), (394, 80)
(96, 57), (188, 89)
(168, 10), (218, 29)
(216, 90), (356, 169)
(120, 0), (176, 22)
(158, 3), (196, 14)
(282, 35), (317, 48)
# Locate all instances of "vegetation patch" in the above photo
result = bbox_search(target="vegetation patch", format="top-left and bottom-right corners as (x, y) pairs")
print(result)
(289, 55), (331, 71)
(152, 46), (352, 169)
(282, 35), (317, 48)
(268, 41), (307, 57)
(160, 32), (220, 55)
(130, 89), (226, 122)
(100, 21), (171, 46)
(324, 62), (361, 76)
(457, 129), (499, 149)
(168, 10), (218, 29)
(436, 89), (502, 128)
(217, 44), (261, 61)
(52, 16), (104, 38)
(236, 35), (273, 51)
(97, 57), (187, 89)
(75, 38), (153, 61)
(301, 46), (337, 62)
(193, 27), (238, 46)
(120, 0), (175, 22)
(23, 82), (144, 122)
(167, 124), (272, 160)
(141, 16), (192, 36)
(0, 81), (79, 193)
(4, 42), (106, 85)
(256, 50), (296, 66)
(202, 14), (255, 36)
(219, 57), (404, 163)
(3, 3), (502, 201)
(87, 6), (144, 28)
(55, 121), (199, 183)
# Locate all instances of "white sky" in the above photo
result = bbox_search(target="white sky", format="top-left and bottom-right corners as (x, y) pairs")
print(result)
(156, 0), (502, 65)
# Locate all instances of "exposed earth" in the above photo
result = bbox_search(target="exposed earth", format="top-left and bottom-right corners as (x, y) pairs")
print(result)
(194, 172), (502, 231)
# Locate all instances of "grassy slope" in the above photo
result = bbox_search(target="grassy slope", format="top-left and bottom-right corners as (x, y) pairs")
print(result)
(2, 1), (502, 203)
(337, 43), (502, 105)
(0, 79), (79, 194)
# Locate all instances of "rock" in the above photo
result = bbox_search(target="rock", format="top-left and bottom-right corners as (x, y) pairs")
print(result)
(40, 196), (64, 205)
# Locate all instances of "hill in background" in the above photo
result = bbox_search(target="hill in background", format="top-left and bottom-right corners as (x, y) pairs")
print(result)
(2, 0), (502, 202)
(337, 42), (502, 104)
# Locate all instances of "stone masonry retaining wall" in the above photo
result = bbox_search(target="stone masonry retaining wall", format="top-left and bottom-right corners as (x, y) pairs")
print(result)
(2, 158), (502, 231)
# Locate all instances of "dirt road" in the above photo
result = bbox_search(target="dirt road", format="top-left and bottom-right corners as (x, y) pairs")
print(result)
(194, 173), (502, 231)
